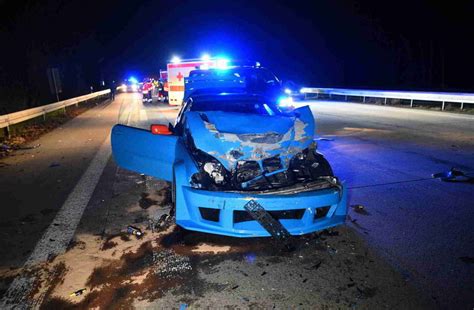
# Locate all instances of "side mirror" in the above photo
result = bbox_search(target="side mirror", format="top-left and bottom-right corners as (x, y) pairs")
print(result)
(150, 124), (172, 135)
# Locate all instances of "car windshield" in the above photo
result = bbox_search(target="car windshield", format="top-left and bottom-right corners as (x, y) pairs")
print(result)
(190, 67), (279, 86)
(190, 97), (284, 116)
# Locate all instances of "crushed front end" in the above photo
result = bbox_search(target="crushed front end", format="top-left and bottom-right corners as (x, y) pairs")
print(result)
(174, 99), (347, 237)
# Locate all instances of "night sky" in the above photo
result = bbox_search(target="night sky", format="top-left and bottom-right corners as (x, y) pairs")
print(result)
(1, 0), (473, 111)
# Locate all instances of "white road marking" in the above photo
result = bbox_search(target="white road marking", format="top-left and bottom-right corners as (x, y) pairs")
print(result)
(140, 109), (148, 122)
(1, 135), (112, 309)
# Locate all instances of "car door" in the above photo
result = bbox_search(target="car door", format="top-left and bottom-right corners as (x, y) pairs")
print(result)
(111, 124), (178, 182)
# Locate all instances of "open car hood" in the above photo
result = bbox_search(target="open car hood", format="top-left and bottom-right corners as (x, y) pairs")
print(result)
(185, 106), (315, 171)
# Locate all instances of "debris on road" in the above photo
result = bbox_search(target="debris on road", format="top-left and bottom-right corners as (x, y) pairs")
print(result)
(314, 137), (335, 141)
(70, 288), (87, 297)
(351, 204), (370, 215)
(322, 229), (340, 236)
(305, 260), (322, 270)
(152, 214), (174, 232)
(18, 143), (41, 150)
(356, 286), (378, 299)
(152, 249), (192, 279)
(127, 225), (143, 238)
(327, 246), (338, 255)
(49, 162), (61, 168)
(432, 168), (474, 183)
(139, 192), (158, 209)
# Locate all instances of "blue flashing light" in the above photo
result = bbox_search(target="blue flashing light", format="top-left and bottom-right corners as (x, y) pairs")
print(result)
(201, 53), (211, 61)
(284, 88), (292, 95)
(277, 96), (294, 107)
(171, 56), (181, 64)
(216, 58), (230, 69)
(128, 76), (138, 84)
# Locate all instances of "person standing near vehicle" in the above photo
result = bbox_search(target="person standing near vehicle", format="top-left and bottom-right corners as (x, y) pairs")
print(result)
(109, 80), (116, 100)
(142, 79), (153, 102)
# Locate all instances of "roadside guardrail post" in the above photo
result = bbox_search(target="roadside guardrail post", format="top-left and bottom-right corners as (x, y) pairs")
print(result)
(460, 102), (464, 110)
(363, 96), (366, 103)
(3, 126), (10, 139)
(410, 99), (413, 108)
(442, 101), (445, 110)
(384, 97), (387, 105)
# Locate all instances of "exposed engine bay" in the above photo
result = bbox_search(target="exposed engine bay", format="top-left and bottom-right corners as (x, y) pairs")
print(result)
(183, 106), (338, 192)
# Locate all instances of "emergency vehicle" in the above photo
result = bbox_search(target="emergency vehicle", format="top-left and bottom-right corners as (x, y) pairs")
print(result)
(159, 70), (169, 102)
(167, 58), (222, 105)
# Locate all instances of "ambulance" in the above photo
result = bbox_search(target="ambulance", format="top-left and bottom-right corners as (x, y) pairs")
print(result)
(167, 58), (224, 105)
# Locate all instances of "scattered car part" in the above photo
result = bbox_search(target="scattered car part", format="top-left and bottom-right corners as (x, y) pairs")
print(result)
(243, 200), (291, 241)
(127, 225), (143, 237)
(351, 204), (369, 215)
(70, 288), (87, 297)
(432, 168), (474, 183)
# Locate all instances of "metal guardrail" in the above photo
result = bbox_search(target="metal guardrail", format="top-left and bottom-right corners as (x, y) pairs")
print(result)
(0, 89), (111, 135)
(300, 88), (474, 110)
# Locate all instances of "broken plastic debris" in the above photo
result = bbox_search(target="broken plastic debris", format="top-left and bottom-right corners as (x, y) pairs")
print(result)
(351, 204), (369, 215)
(19, 144), (41, 150)
(127, 225), (143, 237)
(305, 260), (322, 270)
(244, 253), (256, 264)
(243, 200), (292, 249)
(49, 162), (61, 168)
(314, 137), (334, 141)
(70, 288), (87, 297)
(432, 168), (474, 183)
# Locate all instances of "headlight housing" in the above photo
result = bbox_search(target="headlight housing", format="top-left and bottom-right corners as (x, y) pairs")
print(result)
(190, 148), (229, 189)
(203, 161), (226, 184)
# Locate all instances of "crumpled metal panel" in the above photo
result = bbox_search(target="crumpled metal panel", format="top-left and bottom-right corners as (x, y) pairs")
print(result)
(185, 105), (315, 171)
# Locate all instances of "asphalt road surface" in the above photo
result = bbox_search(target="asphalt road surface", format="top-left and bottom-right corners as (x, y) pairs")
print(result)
(307, 101), (474, 309)
(0, 92), (472, 309)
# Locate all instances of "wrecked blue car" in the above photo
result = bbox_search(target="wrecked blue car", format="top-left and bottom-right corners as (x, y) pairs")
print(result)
(111, 93), (347, 237)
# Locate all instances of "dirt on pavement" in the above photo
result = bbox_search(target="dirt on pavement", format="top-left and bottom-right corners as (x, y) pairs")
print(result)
(0, 167), (434, 309)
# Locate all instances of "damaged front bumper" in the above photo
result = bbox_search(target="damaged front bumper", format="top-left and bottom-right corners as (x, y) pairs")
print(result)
(175, 172), (347, 237)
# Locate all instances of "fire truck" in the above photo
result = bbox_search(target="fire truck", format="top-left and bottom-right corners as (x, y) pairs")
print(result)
(167, 58), (222, 105)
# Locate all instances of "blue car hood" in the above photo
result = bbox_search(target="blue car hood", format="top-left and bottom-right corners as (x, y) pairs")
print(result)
(185, 106), (315, 171)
